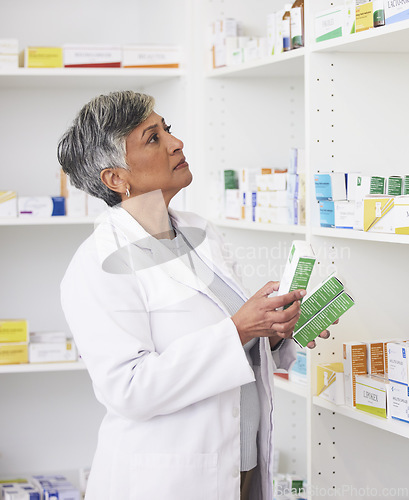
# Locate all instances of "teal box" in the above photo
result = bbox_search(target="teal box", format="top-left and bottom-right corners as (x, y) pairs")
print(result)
(319, 200), (335, 227)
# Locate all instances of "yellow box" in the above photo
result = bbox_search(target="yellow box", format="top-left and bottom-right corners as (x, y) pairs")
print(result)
(317, 362), (345, 405)
(25, 46), (63, 68)
(0, 342), (28, 365)
(0, 191), (17, 217)
(363, 196), (394, 232)
(0, 320), (28, 343)
(356, 2), (374, 32)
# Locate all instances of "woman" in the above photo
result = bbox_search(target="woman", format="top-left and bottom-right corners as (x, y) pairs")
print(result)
(58, 91), (329, 500)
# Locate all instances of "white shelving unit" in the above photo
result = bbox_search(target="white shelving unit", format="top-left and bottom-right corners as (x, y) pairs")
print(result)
(0, 360), (87, 374)
(198, 1), (409, 498)
(2, 0), (409, 497)
(210, 218), (307, 234)
(0, 0), (191, 486)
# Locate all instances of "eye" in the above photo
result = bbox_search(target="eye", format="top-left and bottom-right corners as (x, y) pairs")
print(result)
(148, 133), (159, 144)
(165, 124), (172, 134)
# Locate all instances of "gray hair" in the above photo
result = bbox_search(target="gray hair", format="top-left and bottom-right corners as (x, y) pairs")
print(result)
(57, 91), (155, 207)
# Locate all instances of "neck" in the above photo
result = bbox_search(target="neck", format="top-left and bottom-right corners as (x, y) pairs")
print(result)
(121, 190), (175, 239)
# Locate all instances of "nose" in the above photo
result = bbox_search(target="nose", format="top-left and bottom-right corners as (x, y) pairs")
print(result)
(168, 134), (184, 153)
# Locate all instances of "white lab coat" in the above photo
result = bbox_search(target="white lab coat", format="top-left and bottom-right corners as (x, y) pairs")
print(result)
(60, 206), (296, 500)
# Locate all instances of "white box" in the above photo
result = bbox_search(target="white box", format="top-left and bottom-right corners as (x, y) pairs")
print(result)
(343, 342), (367, 407)
(0, 39), (19, 69)
(224, 189), (241, 220)
(267, 12), (277, 55)
(317, 363), (345, 405)
(277, 240), (315, 297)
(63, 44), (121, 68)
(122, 44), (181, 68)
(0, 191), (18, 217)
(344, 0), (357, 35)
(30, 331), (67, 343)
(18, 196), (65, 217)
(334, 200), (355, 229)
(29, 339), (78, 363)
(355, 374), (388, 418)
(267, 173), (287, 191)
(394, 195), (409, 235)
(385, 0), (409, 24)
(387, 342), (409, 385)
(346, 172), (361, 201)
(389, 381), (409, 423)
(315, 7), (344, 43)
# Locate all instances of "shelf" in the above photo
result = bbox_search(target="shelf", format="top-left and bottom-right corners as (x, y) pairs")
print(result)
(311, 19), (409, 54)
(206, 49), (305, 78)
(0, 360), (87, 374)
(0, 217), (96, 226)
(311, 227), (409, 245)
(313, 396), (409, 439)
(274, 376), (308, 398)
(211, 218), (306, 234)
(0, 67), (185, 89)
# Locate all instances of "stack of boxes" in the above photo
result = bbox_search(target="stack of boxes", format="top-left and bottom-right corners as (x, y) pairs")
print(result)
(314, 172), (409, 234)
(222, 147), (305, 226)
(316, 339), (409, 424)
(0, 319), (78, 366)
(315, 0), (409, 44)
(0, 40), (181, 70)
(0, 481), (40, 499)
(210, 1), (305, 70)
(0, 41), (182, 70)
(0, 320), (29, 365)
(31, 475), (81, 500)
(0, 172), (107, 219)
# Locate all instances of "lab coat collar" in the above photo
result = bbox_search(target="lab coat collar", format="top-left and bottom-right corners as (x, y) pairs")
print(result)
(94, 205), (248, 313)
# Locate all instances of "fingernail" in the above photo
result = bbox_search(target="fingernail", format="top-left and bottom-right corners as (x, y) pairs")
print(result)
(300, 290), (307, 297)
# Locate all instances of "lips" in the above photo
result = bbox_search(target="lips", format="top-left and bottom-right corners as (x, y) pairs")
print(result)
(174, 157), (188, 170)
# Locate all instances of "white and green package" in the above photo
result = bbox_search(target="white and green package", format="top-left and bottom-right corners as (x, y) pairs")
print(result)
(293, 275), (354, 348)
(294, 275), (344, 331)
(277, 240), (316, 308)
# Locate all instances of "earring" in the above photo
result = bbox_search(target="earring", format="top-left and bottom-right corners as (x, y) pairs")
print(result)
(125, 187), (130, 198)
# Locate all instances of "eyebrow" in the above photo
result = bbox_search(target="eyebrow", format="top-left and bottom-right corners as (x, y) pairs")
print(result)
(141, 117), (165, 138)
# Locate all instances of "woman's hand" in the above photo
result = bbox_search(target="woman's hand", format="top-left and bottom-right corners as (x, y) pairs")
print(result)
(231, 281), (306, 346)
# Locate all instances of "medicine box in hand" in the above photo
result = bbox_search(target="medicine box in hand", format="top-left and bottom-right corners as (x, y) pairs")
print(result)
(293, 275), (354, 348)
(277, 240), (316, 302)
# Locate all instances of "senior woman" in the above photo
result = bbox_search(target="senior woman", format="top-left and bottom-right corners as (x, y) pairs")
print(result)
(58, 91), (328, 500)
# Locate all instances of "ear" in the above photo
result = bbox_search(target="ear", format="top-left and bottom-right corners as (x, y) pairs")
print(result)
(100, 168), (128, 195)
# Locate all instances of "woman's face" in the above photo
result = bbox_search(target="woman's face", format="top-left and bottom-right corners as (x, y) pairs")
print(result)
(123, 111), (192, 204)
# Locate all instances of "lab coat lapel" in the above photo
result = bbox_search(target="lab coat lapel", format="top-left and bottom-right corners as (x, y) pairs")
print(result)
(169, 210), (249, 303)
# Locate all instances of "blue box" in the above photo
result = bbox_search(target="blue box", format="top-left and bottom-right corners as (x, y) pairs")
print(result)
(319, 200), (335, 227)
(314, 173), (346, 201)
(52, 196), (66, 216)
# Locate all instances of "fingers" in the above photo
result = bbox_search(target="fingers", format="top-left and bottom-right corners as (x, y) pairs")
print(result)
(266, 299), (300, 323)
(256, 281), (280, 297)
(307, 330), (331, 349)
(267, 289), (306, 309)
(319, 330), (331, 339)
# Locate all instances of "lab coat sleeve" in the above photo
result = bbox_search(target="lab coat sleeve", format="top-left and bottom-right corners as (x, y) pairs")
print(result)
(61, 248), (255, 422)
